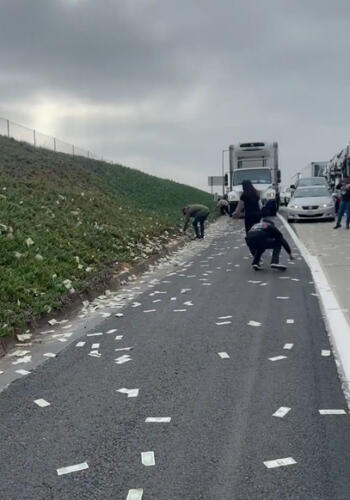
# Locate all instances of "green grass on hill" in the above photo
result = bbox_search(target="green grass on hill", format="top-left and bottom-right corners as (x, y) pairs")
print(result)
(0, 135), (216, 338)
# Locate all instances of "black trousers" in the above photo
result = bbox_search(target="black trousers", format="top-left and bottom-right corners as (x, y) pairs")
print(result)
(193, 214), (208, 238)
(244, 213), (261, 235)
(246, 237), (282, 265)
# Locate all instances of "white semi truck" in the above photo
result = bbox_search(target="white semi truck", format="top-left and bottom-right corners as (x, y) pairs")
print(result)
(227, 141), (281, 216)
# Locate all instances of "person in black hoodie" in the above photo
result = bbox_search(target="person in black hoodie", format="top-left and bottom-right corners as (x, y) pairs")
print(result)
(232, 180), (261, 234)
(246, 214), (293, 270)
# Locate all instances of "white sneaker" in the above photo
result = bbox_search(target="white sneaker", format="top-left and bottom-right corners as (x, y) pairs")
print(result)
(271, 263), (287, 270)
(252, 264), (263, 271)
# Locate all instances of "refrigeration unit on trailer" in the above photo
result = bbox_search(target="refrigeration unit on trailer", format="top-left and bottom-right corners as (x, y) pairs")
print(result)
(302, 162), (328, 178)
(325, 145), (350, 188)
(227, 141), (281, 215)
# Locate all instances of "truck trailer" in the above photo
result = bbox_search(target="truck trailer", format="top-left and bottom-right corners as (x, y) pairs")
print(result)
(227, 141), (281, 216)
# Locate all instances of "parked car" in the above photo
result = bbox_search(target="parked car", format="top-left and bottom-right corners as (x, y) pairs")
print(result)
(280, 187), (293, 206)
(287, 186), (335, 222)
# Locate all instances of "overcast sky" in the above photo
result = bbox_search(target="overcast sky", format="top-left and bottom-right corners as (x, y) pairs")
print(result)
(1, 0), (350, 191)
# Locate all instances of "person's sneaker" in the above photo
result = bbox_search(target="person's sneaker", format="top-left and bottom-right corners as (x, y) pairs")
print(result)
(271, 263), (287, 270)
(334, 224), (341, 229)
(252, 264), (263, 271)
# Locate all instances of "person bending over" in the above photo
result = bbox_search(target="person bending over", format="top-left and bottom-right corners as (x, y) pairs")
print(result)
(182, 204), (210, 239)
(246, 218), (293, 271)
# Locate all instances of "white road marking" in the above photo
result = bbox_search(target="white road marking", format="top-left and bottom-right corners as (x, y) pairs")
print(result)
(218, 352), (230, 359)
(286, 319), (294, 324)
(57, 462), (89, 476)
(34, 398), (50, 408)
(141, 451), (155, 466)
(180, 288), (191, 294)
(115, 335), (124, 340)
(272, 407), (291, 418)
(131, 302), (142, 308)
(115, 347), (133, 352)
(117, 388), (139, 398)
(127, 490), (143, 500)
(183, 301), (194, 306)
(264, 457), (296, 468)
(0, 371), (3, 374)
(319, 409), (347, 414)
(276, 296), (290, 300)
(248, 321), (261, 327)
(91, 343), (100, 349)
(145, 417), (171, 423)
(269, 356), (287, 361)
(15, 369), (31, 375)
(216, 321), (231, 326)
(87, 332), (103, 337)
(76, 341), (86, 347)
(283, 343), (294, 350)
(321, 350), (331, 357)
(143, 309), (156, 313)
(173, 309), (187, 312)
(106, 329), (118, 334)
(43, 353), (56, 358)
(218, 316), (232, 319)
(115, 313), (124, 317)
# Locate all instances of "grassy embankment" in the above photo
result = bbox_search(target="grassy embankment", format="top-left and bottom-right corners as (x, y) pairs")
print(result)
(0, 135), (216, 338)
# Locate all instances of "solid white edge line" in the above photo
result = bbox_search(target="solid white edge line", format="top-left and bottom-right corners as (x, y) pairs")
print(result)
(278, 213), (350, 408)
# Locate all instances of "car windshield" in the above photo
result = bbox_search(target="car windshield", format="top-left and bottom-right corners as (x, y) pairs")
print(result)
(297, 178), (327, 186)
(294, 187), (330, 198)
(233, 169), (271, 185)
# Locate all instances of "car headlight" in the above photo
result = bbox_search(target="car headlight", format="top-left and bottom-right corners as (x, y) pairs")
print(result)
(322, 203), (333, 208)
(266, 191), (276, 199)
(289, 204), (299, 209)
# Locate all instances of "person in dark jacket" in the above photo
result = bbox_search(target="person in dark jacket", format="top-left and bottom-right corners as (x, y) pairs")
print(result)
(182, 204), (210, 239)
(232, 180), (261, 234)
(334, 178), (350, 229)
(246, 217), (293, 270)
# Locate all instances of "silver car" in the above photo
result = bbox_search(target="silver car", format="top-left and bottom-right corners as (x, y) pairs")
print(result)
(287, 186), (335, 222)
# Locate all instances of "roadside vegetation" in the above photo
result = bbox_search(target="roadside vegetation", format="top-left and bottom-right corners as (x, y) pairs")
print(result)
(0, 136), (216, 338)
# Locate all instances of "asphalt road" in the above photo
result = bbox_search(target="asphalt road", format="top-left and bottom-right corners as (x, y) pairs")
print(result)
(1, 217), (350, 500)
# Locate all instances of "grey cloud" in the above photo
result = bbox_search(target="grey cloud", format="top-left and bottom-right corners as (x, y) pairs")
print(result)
(1, 0), (350, 190)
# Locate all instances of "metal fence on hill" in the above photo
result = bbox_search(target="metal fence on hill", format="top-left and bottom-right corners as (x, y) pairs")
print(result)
(0, 117), (108, 162)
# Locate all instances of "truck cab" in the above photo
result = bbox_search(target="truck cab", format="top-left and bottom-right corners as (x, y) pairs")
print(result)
(227, 141), (280, 216)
